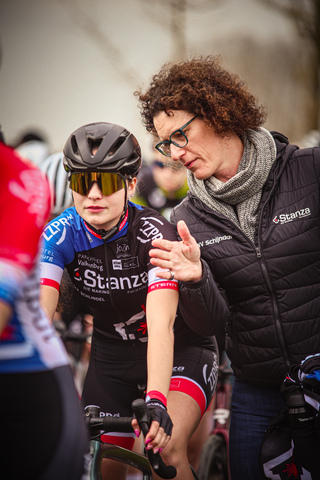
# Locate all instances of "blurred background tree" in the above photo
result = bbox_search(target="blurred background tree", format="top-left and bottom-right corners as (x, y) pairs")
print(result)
(258, 0), (320, 130)
(0, 0), (317, 153)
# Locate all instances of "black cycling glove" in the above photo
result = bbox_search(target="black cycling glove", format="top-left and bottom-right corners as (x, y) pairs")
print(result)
(146, 397), (173, 437)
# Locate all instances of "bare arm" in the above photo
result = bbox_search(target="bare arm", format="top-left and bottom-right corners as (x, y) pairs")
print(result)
(0, 300), (13, 335)
(146, 288), (177, 398)
(40, 285), (60, 321)
(132, 287), (178, 452)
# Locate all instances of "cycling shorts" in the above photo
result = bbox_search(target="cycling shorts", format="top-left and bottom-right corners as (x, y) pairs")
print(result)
(81, 337), (218, 449)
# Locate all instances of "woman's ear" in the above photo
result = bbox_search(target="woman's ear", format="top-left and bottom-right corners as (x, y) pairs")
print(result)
(128, 177), (137, 197)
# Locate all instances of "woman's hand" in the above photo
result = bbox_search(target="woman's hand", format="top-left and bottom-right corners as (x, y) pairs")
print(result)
(131, 403), (173, 454)
(149, 220), (202, 282)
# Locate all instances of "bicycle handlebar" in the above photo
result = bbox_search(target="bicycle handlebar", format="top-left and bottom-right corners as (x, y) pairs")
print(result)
(85, 400), (177, 479)
(85, 413), (133, 433)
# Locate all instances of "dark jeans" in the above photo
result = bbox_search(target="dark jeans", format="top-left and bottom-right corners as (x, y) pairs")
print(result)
(229, 380), (286, 480)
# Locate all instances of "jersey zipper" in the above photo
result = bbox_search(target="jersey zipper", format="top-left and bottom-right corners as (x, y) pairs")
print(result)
(102, 238), (136, 345)
(102, 240), (117, 313)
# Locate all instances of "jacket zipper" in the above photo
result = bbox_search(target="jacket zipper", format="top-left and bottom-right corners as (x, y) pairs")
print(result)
(205, 202), (291, 371)
(255, 245), (291, 371)
(255, 161), (292, 371)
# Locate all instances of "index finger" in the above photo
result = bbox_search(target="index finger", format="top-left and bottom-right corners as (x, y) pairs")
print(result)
(145, 419), (161, 446)
(177, 220), (195, 245)
(151, 237), (174, 251)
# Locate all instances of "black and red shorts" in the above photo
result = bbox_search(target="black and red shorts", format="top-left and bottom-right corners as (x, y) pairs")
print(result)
(81, 336), (218, 449)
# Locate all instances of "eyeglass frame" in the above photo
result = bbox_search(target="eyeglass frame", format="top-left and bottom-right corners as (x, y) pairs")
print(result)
(155, 115), (197, 157)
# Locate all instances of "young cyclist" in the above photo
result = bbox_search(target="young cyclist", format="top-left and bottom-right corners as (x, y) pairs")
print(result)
(0, 135), (89, 480)
(39, 121), (219, 480)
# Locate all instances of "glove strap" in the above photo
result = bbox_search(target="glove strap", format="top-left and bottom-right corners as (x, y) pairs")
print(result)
(146, 390), (167, 408)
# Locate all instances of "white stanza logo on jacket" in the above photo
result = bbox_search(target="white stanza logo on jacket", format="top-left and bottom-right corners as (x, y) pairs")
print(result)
(273, 207), (311, 225)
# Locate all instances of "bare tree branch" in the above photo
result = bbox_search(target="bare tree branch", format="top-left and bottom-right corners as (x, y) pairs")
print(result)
(139, 0), (222, 59)
(258, 0), (320, 129)
(57, 0), (142, 86)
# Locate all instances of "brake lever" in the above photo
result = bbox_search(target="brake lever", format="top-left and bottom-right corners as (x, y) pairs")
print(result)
(132, 398), (177, 479)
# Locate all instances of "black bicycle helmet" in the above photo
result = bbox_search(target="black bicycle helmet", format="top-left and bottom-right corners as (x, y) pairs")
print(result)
(63, 122), (141, 176)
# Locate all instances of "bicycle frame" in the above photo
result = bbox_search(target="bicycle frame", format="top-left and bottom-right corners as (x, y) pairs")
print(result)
(85, 400), (177, 480)
(89, 438), (152, 480)
(197, 362), (234, 480)
(211, 370), (232, 448)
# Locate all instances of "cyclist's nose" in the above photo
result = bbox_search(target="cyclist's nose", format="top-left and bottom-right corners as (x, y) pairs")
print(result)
(88, 181), (103, 198)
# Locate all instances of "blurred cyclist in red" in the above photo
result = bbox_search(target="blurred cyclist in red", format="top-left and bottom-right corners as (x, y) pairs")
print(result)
(0, 127), (89, 480)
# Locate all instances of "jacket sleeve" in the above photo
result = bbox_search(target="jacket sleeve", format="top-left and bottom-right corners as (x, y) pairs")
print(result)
(170, 196), (230, 336)
(178, 258), (230, 336)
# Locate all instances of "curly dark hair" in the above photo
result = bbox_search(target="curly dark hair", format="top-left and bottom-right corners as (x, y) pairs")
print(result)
(134, 55), (267, 138)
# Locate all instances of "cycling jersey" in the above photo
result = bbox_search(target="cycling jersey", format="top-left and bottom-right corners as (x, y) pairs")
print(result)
(40, 202), (206, 347)
(40, 200), (218, 449)
(0, 143), (69, 373)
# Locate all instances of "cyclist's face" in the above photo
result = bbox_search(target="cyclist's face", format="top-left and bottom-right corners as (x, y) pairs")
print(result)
(73, 178), (136, 231)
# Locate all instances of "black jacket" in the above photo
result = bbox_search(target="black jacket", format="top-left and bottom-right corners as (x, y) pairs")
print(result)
(172, 132), (320, 387)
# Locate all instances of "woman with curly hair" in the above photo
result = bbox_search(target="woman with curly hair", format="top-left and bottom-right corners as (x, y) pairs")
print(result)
(135, 55), (320, 479)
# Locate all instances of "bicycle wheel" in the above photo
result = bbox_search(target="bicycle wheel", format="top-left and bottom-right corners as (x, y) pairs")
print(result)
(197, 434), (229, 480)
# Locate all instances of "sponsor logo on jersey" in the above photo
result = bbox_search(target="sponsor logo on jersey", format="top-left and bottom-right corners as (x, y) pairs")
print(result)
(273, 207), (311, 224)
(42, 214), (73, 245)
(82, 268), (148, 291)
(137, 217), (164, 244)
(114, 308), (148, 342)
(74, 268), (82, 281)
(198, 235), (232, 248)
(78, 253), (103, 271)
(112, 257), (139, 270)
(115, 238), (131, 258)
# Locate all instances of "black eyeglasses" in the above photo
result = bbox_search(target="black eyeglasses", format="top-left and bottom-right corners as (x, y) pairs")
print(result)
(155, 115), (197, 157)
(67, 171), (125, 197)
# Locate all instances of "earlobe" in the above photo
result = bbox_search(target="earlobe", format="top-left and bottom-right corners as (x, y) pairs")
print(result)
(128, 178), (137, 197)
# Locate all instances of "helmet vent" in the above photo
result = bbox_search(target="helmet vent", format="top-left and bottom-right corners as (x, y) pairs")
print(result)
(107, 137), (126, 157)
(71, 135), (79, 155)
(88, 138), (102, 155)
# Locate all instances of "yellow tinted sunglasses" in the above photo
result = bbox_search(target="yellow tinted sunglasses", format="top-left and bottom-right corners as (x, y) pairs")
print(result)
(68, 171), (125, 197)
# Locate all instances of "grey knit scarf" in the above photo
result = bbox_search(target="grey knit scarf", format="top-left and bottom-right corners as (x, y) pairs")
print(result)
(187, 127), (276, 242)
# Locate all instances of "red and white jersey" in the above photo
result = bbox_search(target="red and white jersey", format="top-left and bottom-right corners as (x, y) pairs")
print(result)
(0, 143), (69, 373)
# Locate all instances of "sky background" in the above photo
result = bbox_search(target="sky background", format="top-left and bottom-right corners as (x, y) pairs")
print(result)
(0, 0), (307, 160)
